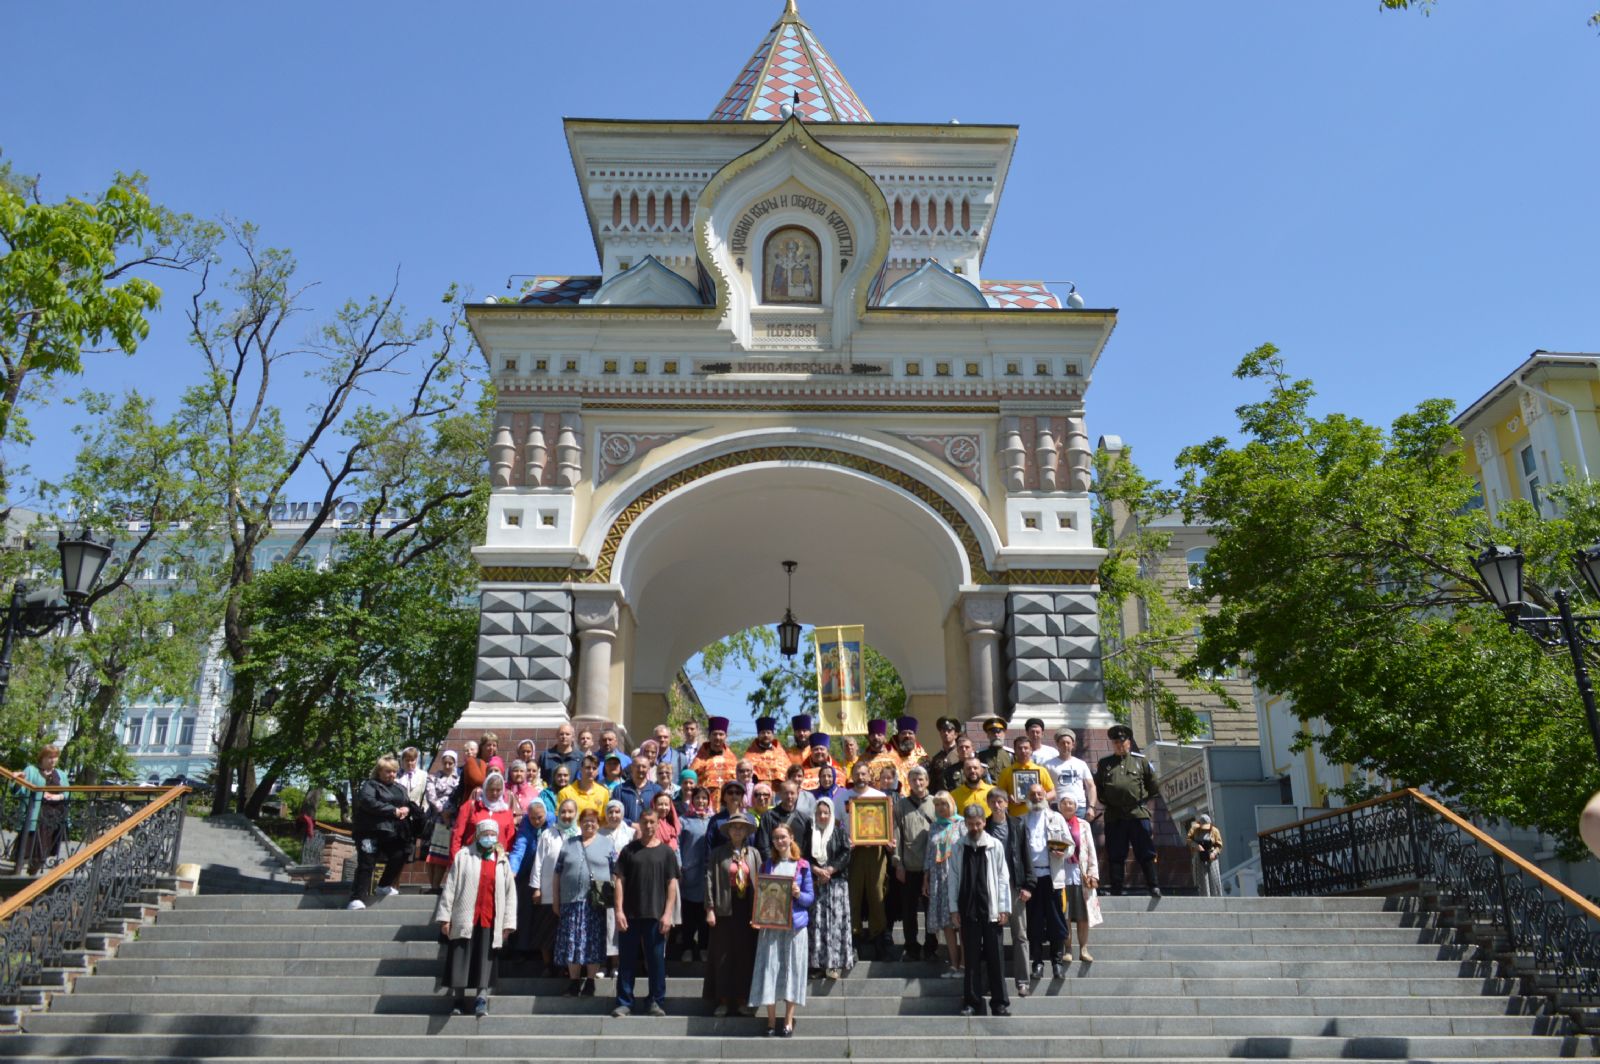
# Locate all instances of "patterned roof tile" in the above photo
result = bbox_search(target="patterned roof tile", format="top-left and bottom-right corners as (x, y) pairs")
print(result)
(710, 2), (873, 124)
(979, 280), (1063, 311)
(519, 276), (602, 305)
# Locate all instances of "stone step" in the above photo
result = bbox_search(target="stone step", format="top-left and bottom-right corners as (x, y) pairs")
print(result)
(167, 893), (1400, 912)
(87, 956), (1488, 980)
(66, 973), (1511, 998)
(109, 939), (1471, 963)
(129, 922), (1454, 945)
(39, 992), (1533, 1018)
(146, 909), (1433, 929)
(2, 1031), (1591, 1059)
(21, 1011), (1575, 1038)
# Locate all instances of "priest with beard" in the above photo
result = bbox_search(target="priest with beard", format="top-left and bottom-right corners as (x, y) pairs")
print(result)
(887, 717), (929, 794)
(690, 717), (739, 793)
(744, 716), (793, 784)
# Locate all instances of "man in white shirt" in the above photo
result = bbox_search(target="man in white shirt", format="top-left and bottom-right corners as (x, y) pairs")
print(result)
(1023, 718), (1058, 765)
(1045, 729), (1097, 822)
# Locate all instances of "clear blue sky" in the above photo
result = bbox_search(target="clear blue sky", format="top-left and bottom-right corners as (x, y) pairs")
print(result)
(5, 1), (1597, 733)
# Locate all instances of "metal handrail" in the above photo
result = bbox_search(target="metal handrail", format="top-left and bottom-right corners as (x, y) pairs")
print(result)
(0, 785), (188, 922)
(0, 783), (187, 1004)
(1, 766), (186, 877)
(1259, 787), (1600, 923)
(1259, 787), (1600, 1006)
(0, 764), (172, 794)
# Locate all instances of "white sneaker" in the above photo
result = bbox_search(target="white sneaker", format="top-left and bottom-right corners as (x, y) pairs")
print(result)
(377, 886), (401, 897)
(346, 899), (366, 910)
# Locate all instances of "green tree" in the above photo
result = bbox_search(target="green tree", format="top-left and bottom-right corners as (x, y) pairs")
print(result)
(0, 391), (222, 779)
(1178, 344), (1599, 854)
(743, 637), (905, 735)
(1094, 444), (1228, 742)
(1379, 0), (1599, 31)
(0, 158), (208, 508)
(175, 223), (480, 814)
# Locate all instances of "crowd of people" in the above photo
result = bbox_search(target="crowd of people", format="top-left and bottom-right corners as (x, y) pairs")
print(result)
(346, 714), (1185, 1021)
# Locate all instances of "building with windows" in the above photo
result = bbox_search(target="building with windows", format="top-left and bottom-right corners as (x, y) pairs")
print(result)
(1454, 351), (1600, 518)
(115, 504), (389, 783)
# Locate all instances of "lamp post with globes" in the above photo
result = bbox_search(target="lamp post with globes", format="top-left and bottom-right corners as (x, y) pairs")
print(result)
(1473, 543), (1600, 854)
(0, 528), (115, 709)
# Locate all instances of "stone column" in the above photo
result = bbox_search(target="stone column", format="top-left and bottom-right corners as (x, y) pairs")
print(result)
(1000, 417), (1026, 492)
(525, 416), (548, 486)
(490, 411), (515, 489)
(573, 590), (621, 722)
(1036, 420), (1059, 491)
(557, 413), (583, 488)
(960, 592), (1008, 720)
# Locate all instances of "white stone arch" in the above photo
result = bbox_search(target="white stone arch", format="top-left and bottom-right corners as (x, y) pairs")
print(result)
(615, 461), (965, 701)
(576, 426), (1005, 579)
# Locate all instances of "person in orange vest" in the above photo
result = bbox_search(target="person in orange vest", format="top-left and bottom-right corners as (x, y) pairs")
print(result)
(887, 717), (929, 793)
(786, 714), (817, 765)
(690, 717), (739, 794)
(797, 732), (842, 791)
(744, 716), (793, 784)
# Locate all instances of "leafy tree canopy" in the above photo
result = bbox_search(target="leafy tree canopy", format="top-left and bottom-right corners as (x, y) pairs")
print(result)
(1178, 344), (1600, 855)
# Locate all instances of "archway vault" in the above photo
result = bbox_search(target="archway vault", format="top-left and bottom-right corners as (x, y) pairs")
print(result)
(478, 442), (1098, 588)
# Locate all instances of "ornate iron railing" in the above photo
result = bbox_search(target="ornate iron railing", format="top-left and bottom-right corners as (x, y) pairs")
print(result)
(0, 766), (178, 877)
(1260, 788), (1600, 1004)
(0, 781), (187, 1004)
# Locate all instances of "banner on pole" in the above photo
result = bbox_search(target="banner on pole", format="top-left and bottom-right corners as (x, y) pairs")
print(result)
(815, 624), (868, 734)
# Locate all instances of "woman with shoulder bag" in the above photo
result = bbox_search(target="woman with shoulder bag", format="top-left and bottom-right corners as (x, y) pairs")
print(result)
(423, 750), (461, 893)
(552, 807), (611, 997)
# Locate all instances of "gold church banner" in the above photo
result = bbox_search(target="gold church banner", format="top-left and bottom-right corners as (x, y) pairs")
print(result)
(815, 624), (867, 735)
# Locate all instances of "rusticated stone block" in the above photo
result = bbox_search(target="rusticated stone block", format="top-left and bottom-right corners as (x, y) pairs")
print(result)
(1010, 593), (1056, 615)
(1010, 635), (1058, 659)
(480, 590), (525, 614)
(522, 633), (573, 660)
(477, 633), (521, 659)
(1054, 593), (1096, 615)
(1007, 657), (1051, 683)
(1008, 613), (1051, 639)
(1010, 679), (1061, 704)
(473, 678), (518, 702)
(517, 678), (569, 704)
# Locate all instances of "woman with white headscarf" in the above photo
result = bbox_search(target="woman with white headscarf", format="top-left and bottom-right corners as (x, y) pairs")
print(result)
(805, 796), (855, 979)
(450, 770), (516, 861)
(423, 749), (462, 892)
(436, 816), (516, 1017)
(598, 798), (630, 976)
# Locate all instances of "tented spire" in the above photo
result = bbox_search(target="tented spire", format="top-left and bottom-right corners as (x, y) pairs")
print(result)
(709, 1), (873, 123)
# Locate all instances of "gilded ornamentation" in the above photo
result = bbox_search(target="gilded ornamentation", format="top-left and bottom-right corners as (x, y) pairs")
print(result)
(478, 444), (1097, 588)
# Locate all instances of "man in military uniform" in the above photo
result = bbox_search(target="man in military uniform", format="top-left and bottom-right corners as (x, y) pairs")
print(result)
(1094, 724), (1162, 898)
(975, 717), (1013, 782)
(924, 716), (965, 791)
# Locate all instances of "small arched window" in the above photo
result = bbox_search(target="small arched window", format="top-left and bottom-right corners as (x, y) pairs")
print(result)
(1186, 547), (1209, 589)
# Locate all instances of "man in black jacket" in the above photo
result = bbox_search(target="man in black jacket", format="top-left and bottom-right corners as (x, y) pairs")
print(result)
(984, 787), (1033, 996)
(348, 755), (417, 911)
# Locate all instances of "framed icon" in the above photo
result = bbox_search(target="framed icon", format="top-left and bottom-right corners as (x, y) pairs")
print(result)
(751, 872), (794, 930)
(848, 795), (894, 847)
(1010, 768), (1042, 802)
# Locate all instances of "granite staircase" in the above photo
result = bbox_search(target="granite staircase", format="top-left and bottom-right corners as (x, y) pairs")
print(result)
(6, 892), (1596, 1062)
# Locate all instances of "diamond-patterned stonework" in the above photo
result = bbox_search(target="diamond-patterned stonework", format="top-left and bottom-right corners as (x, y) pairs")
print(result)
(473, 589), (574, 705)
(710, 4), (873, 124)
(980, 280), (1062, 311)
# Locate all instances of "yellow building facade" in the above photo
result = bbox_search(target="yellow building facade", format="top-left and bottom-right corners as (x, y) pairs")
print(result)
(1453, 351), (1600, 518)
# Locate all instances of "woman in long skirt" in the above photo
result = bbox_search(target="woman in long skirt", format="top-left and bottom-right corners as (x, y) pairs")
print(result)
(749, 822), (815, 1037)
(805, 797), (855, 978)
(1188, 813), (1224, 898)
(435, 818), (516, 1017)
(923, 791), (963, 973)
(552, 807), (610, 996)
(703, 812), (761, 1017)
(422, 750), (460, 892)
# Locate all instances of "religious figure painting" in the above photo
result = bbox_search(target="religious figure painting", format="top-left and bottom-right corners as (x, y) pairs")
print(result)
(817, 639), (861, 701)
(1010, 768), (1042, 802)
(849, 795), (894, 847)
(763, 226), (820, 304)
(752, 873), (794, 930)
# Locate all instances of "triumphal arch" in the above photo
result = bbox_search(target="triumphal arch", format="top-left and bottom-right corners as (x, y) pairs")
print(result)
(462, 1), (1116, 740)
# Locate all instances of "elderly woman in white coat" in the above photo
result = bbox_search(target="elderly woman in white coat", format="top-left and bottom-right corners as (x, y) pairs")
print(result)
(435, 817), (517, 1017)
(1057, 795), (1099, 963)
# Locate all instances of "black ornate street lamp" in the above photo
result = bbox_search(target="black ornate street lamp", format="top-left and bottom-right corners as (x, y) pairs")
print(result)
(777, 560), (802, 658)
(0, 527), (114, 707)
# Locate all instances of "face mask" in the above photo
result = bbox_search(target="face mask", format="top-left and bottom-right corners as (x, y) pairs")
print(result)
(477, 834), (498, 851)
